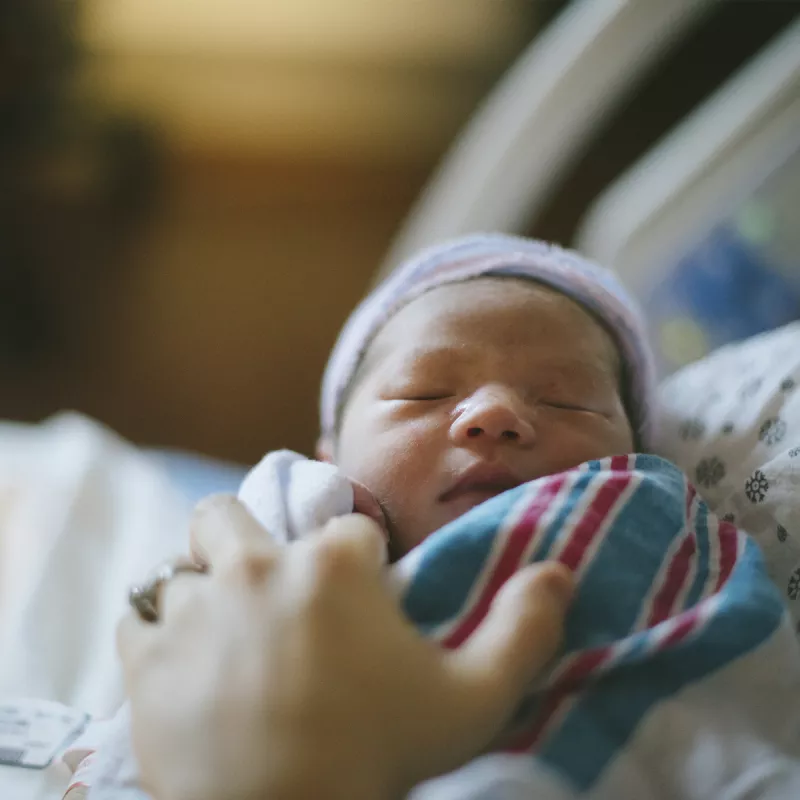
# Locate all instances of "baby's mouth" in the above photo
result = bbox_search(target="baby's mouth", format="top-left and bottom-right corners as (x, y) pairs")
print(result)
(439, 463), (522, 504)
(437, 481), (522, 530)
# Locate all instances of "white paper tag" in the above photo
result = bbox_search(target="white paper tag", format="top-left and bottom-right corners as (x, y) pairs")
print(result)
(0, 698), (88, 769)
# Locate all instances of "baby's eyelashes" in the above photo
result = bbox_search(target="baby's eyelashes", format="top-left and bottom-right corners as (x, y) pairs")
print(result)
(402, 393), (454, 402)
(381, 388), (454, 402)
(540, 400), (592, 412)
(539, 399), (615, 419)
(385, 391), (590, 410)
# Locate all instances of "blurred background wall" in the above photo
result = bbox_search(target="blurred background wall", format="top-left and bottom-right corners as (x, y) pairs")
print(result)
(0, 0), (544, 462)
(0, 0), (795, 463)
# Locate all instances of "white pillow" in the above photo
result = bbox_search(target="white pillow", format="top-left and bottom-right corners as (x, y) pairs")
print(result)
(654, 322), (800, 626)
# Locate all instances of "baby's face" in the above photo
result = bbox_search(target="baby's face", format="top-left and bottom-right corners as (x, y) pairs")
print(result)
(330, 279), (634, 557)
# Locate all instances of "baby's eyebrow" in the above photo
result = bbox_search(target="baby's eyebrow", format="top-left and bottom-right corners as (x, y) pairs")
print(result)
(537, 358), (615, 385)
(412, 346), (465, 360)
(544, 358), (607, 376)
(389, 345), (466, 366)
(408, 347), (482, 374)
(395, 349), (612, 383)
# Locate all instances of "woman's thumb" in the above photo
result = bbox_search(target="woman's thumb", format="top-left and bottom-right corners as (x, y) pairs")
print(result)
(446, 562), (574, 730)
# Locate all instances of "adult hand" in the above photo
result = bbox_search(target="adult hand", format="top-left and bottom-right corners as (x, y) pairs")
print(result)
(118, 496), (573, 800)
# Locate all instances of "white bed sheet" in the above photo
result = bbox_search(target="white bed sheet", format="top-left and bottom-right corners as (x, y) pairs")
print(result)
(0, 413), (193, 799)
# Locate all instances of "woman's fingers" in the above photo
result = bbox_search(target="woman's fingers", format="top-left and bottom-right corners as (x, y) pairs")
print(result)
(118, 565), (207, 677)
(190, 494), (275, 568)
(444, 562), (574, 730)
(117, 608), (156, 684)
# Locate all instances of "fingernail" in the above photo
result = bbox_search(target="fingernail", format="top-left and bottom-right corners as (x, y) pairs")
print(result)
(539, 564), (575, 606)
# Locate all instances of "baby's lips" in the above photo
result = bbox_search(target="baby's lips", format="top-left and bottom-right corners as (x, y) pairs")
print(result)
(350, 480), (389, 541)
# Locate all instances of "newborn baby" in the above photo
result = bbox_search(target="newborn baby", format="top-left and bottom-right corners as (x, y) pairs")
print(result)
(317, 234), (651, 559)
(66, 235), (799, 799)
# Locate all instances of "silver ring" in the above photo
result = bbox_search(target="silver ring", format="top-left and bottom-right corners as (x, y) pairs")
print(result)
(129, 560), (207, 623)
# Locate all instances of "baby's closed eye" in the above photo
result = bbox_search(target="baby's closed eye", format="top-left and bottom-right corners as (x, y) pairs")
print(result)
(540, 399), (593, 412)
(404, 391), (454, 401)
(388, 390), (454, 402)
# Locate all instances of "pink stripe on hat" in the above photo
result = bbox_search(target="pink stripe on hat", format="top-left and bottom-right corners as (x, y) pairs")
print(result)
(320, 233), (656, 448)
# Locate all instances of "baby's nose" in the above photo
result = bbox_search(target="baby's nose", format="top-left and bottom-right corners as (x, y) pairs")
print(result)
(450, 387), (535, 446)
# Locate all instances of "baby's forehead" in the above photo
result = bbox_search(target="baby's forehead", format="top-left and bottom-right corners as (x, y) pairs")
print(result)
(360, 278), (621, 381)
(398, 278), (602, 331)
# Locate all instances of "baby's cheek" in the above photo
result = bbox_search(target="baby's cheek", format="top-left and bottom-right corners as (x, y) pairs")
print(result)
(340, 442), (407, 511)
(553, 423), (632, 468)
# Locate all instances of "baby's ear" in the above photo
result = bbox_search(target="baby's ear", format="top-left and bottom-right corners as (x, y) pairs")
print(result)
(315, 436), (335, 464)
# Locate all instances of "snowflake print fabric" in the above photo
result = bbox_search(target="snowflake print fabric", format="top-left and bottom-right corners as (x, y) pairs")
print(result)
(655, 322), (800, 632)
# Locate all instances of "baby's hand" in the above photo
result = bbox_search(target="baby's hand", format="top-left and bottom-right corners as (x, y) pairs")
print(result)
(349, 478), (389, 541)
(237, 450), (387, 545)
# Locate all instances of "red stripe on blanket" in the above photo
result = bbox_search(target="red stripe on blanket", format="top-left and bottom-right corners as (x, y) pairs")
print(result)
(557, 474), (631, 572)
(442, 474), (567, 649)
(610, 454), (630, 471)
(647, 532), (697, 627)
(506, 646), (613, 753)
